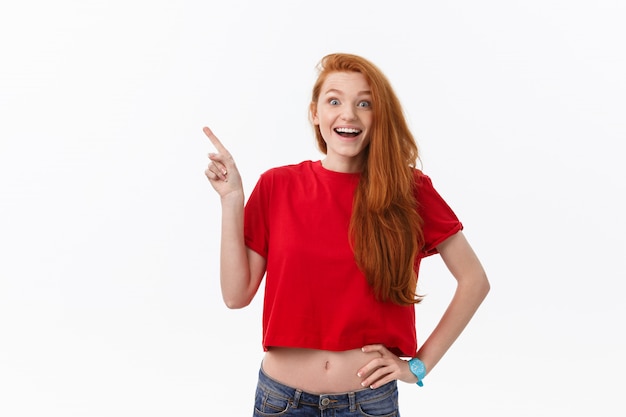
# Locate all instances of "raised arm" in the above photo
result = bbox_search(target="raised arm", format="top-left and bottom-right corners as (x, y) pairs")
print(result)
(203, 127), (266, 309)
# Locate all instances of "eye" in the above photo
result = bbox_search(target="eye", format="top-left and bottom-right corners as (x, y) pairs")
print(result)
(357, 100), (371, 108)
(329, 99), (340, 105)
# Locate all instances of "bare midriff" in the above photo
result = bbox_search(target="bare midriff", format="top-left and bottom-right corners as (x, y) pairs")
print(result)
(262, 347), (382, 394)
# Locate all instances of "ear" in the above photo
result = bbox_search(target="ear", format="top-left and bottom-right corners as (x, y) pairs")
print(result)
(310, 102), (319, 125)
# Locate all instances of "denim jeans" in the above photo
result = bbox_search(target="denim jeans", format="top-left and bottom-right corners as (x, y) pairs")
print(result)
(253, 367), (400, 416)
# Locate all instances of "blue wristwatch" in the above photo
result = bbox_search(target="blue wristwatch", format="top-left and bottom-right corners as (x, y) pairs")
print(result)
(408, 358), (426, 387)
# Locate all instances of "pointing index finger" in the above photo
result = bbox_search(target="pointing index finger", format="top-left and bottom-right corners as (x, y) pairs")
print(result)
(203, 126), (228, 153)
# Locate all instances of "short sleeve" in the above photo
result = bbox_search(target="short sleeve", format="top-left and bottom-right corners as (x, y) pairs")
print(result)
(244, 173), (271, 258)
(416, 172), (463, 257)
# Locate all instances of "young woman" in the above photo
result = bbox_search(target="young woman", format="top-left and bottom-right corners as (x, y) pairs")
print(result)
(204, 53), (490, 416)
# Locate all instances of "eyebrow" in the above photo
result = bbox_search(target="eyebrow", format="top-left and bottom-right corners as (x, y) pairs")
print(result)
(324, 88), (372, 96)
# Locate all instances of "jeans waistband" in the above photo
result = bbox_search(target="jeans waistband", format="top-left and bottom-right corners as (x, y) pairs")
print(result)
(257, 366), (398, 411)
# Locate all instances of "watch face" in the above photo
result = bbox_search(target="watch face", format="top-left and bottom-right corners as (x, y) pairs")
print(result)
(410, 359), (425, 377)
(409, 358), (425, 386)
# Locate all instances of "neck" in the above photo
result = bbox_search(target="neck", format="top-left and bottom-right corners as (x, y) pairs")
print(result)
(321, 156), (364, 173)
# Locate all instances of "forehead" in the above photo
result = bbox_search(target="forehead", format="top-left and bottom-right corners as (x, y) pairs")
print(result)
(321, 71), (371, 94)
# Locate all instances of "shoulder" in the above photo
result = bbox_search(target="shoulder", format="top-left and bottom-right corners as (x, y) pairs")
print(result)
(260, 160), (316, 181)
(411, 169), (451, 207)
(248, 161), (318, 205)
(412, 168), (433, 189)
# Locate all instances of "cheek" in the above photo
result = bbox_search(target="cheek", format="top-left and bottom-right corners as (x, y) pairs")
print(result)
(318, 115), (332, 130)
(363, 113), (374, 128)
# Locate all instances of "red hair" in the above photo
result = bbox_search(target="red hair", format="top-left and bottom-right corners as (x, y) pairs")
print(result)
(309, 53), (424, 305)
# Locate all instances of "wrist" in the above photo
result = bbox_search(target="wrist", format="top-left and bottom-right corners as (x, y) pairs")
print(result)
(220, 189), (245, 204)
(408, 357), (427, 387)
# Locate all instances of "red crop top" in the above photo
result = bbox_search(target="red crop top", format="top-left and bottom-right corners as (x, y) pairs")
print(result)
(244, 160), (462, 357)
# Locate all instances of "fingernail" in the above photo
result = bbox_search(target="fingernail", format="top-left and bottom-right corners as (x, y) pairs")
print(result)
(357, 372), (361, 377)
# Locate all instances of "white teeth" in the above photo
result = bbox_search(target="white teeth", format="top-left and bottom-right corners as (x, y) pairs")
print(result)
(335, 127), (361, 133)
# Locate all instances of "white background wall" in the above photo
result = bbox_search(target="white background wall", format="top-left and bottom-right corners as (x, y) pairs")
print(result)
(1, 1), (624, 416)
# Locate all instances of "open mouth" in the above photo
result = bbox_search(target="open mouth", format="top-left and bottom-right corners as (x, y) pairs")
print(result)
(334, 127), (362, 138)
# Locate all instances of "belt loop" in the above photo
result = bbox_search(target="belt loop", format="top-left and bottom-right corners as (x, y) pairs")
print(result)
(292, 389), (302, 408)
(349, 392), (356, 412)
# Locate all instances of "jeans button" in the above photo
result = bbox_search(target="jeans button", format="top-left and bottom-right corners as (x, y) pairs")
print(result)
(321, 398), (330, 406)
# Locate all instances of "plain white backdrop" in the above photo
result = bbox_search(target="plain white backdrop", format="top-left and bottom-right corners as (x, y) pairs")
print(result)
(1, 1), (625, 416)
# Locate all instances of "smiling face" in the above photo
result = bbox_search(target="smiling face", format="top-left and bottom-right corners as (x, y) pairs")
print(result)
(311, 71), (373, 173)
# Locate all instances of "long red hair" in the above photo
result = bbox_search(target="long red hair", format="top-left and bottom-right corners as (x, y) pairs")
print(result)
(309, 53), (424, 305)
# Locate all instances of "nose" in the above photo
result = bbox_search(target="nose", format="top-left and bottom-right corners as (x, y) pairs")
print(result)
(340, 106), (357, 121)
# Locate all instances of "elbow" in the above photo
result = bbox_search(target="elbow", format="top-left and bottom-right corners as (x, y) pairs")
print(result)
(479, 272), (491, 299)
(460, 270), (490, 301)
(223, 295), (252, 309)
